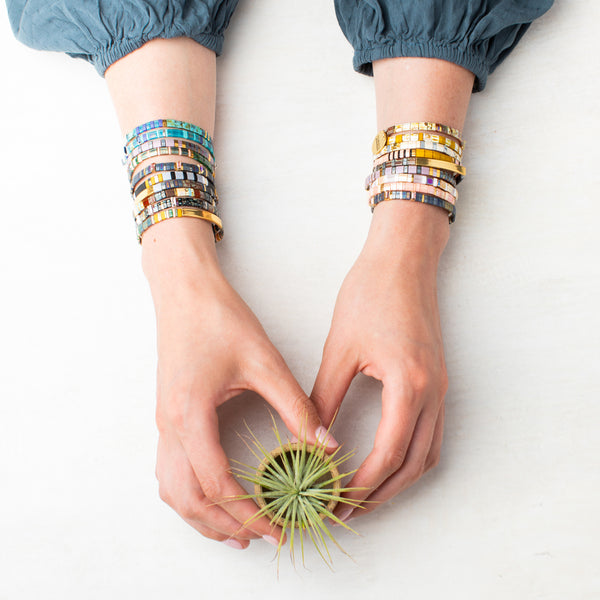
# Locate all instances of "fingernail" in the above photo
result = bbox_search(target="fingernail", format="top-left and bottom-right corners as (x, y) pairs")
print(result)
(315, 426), (338, 448)
(338, 509), (353, 523)
(263, 535), (281, 548)
(223, 539), (244, 550)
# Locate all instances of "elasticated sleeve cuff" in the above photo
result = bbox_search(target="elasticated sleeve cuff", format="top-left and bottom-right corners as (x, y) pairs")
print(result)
(334, 0), (554, 93)
(6, 0), (239, 78)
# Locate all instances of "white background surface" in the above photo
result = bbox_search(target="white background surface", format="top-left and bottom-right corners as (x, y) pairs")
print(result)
(1, 1), (599, 598)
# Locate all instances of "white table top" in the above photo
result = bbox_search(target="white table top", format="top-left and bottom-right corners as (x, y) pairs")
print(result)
(0, 1), (598, 596)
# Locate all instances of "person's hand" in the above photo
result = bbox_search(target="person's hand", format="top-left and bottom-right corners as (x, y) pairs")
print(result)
(310, 201), (449, 521)
(142, 218), (337, 549)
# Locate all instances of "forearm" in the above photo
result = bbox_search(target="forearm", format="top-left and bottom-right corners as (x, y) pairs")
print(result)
(105, 36), (216, 138)
(104, 36), (219, 291)
(369, 57), (475, 259)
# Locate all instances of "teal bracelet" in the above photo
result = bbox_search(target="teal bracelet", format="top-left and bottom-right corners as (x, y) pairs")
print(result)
(124, 118), (213, 145)
(124, 128), (214, 159)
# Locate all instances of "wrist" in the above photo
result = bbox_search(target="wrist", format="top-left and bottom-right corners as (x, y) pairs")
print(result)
(363, 201), (450, 271)
(141, 217), (223, 303)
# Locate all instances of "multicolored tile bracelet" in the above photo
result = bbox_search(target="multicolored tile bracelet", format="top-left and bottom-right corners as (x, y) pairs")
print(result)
(123, 119), (222, 243)
(367, 121), (466, 223)
(130, 161), (213, 191)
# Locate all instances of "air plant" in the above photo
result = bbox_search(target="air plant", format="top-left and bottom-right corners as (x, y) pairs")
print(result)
(230, 415), (367, 572)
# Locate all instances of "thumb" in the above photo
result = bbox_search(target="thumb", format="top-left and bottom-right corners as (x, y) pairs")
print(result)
(251, 357), (339, 450)
(310, 343), (356, 428)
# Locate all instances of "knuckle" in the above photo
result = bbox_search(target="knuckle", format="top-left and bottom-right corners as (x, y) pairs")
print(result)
(177, 499), (203, 521)
(201, 476), (224, 503)
(380, 445), (409, 473)
(400, 357), (447, 398)
(404, 460), (426, 482)
(407, 365), (431, 395)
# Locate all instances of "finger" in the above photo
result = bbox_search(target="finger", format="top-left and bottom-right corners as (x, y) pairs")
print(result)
(351, 402), (441, 518)
(178, 407), (287, 546)
(424, 401), (444, 472)
(310, 340), (357, 427)
(250, 353), (339, 450)
(181, 518), (250, 550)
(157, 433), (259, 540)
(332, 379), (421, 517)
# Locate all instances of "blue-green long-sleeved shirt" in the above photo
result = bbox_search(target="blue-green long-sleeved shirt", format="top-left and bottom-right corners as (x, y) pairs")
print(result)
(6, 0), (553, 92)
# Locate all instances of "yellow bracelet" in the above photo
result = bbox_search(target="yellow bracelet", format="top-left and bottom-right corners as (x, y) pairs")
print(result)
(374, 148), (460, 164)
(373, 122), (463, 152)
(375, 140), (462, 162)
(383, 131), (464, 155)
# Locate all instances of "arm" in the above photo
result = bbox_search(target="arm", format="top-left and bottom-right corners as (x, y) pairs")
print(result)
(311, 56), (474, 519)
(105, 37), (336, 549)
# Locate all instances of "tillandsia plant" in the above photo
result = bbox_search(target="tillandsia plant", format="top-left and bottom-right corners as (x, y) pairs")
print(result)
(230, 415), (367, 572)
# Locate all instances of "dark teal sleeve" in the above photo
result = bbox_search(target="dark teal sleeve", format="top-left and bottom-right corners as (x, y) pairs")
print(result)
(334, 0), (554, 92)
(6, 0), (239, 77)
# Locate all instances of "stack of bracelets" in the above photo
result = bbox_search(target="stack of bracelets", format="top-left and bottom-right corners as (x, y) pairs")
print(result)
(366, 121), (467, 224)
(122, 118), (224, 244)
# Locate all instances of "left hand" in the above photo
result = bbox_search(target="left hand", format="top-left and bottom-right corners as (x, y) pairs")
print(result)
(310, 201), (450, 521)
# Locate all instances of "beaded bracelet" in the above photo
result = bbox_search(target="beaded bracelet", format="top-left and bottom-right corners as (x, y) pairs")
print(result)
(125, 118), (214, 145)
(133, 188), (218, 214)
(373, 147), (461, 165)
(124, 138), (216, 170)
(130, 161), (214, 190)
(124, 127), (214, 156)
(126, 146), (215, 180)
(125, 137), (215, 165)
(135, 198), (219, 224)
(367, 121), (465, 223)
(367, 174), (458, 196)
(365, 164), (458, 188)
(372, 122), (463, 153)
(133, 188), (219, 210)
(134, 178), (216, 201)
(136, 207), (224, 243)
(369, 190), (456, 223)
(369, 182), (457, 204)
(383, 132), (464, 155)
(123, 119), (222, 243)
(374, 140), (462, 162)
(383, 122), (463, 138)
(133, 170), (214, 196)
(372, 155), (466, 178)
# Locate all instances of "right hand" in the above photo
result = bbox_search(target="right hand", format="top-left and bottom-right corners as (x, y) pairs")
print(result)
(142, 218), (337, 550)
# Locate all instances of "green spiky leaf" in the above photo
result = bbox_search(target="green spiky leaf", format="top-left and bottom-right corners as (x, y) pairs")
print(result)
(231, 416), (367, 572)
